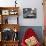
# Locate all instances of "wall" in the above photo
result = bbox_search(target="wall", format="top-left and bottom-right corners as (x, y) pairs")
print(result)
(0, 0), (15, 7)
(17, 0), (44, 26)
(0, 0), (44, 26)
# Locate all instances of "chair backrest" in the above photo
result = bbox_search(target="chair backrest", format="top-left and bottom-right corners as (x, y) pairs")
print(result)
(21, 28), (36, 46)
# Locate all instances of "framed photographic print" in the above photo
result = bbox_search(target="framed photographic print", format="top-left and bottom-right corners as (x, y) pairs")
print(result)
(2, 10), (9, 15)
(23, 8), (37, 18)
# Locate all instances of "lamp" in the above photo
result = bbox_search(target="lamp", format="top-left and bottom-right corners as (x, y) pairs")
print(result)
(15, 0), (17, 7)
(14, 28), (17, 32)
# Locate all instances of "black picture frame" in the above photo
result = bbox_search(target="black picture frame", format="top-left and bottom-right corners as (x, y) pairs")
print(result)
(23, 8), (37, 18)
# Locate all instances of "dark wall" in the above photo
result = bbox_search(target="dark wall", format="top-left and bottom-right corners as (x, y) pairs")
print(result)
(18, 26), (44, 43)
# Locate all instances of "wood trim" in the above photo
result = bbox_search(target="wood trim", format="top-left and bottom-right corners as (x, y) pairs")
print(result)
(0, 24), (20, 32)
(0, 7), (19, 10)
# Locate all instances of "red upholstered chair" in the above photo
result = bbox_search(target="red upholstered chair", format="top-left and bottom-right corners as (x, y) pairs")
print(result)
(21, 28), (41, 46)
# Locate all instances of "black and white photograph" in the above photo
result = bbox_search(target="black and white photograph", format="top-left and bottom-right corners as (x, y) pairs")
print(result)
(23, 8), (37, 18)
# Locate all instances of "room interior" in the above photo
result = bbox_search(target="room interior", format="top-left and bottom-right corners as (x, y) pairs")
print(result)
(0, 0), (45, 46)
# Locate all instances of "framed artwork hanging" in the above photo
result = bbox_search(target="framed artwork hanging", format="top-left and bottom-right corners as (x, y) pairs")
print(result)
(23, 8), (37, 18)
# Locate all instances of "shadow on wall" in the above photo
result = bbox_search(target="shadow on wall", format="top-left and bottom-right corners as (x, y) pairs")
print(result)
(18, 26), (43, 44)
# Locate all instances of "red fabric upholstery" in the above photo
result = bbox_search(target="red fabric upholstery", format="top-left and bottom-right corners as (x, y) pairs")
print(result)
(21, 28), (41, 46)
